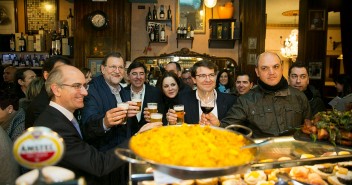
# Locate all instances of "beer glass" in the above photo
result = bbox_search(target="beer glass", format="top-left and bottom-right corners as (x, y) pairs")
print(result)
(117, 102), (129, 124)
(150, 113), (163, 123)
(131, 92), (142, 111)
(173, 104), (184, 125)
(147, 103), (158, 113)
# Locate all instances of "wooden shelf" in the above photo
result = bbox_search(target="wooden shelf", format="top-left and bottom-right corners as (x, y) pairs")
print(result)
(208, 39), (235, 49)
(176, 37), (194, 48)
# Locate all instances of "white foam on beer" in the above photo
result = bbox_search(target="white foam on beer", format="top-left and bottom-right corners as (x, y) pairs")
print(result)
(117, 103), (129, 110)
(151, 113), (163, 119)
(132, 98), (142, 102)
(148, 105), (157, 109)
(174, 106), (184, 111)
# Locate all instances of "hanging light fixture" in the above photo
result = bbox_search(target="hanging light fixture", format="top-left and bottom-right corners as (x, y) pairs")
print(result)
(280, 10), (299, 61)
(280, 29), (298, 60)
(204, 0), (217, 8)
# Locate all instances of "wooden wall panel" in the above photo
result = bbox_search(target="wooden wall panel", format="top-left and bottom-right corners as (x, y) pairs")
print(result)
(73, 0), (131, 68)
(239, 0), (266, 82)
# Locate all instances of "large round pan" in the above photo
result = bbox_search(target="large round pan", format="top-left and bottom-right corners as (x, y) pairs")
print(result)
(115, 124), (258, 180)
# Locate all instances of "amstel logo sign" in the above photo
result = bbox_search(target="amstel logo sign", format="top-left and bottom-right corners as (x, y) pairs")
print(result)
(13, 127), (65, 169)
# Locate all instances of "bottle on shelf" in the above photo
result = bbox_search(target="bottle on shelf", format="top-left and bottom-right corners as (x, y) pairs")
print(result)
(167, 5), (172, 20)
(10, 34), (15, 51)
(33, 54), (39, 67)
(149, 26), (155, 42)
(55, 31), (62, 55)
(152, 5), (157, 20)
(177, 24), (181, 38)
(147, 7), (152, 20)
(187, 23), (191, 38)
(61, 22), (68, 38)
(51, 31), (57, 55)
(160, 25), (165, 42)
(19, 32), (26, 52)
(154, 24), (159, 42)
(12, 55), (19, 67)
(39, 55), (45, 66)
(182, 25), (187, 38)
(190, 24), (194, 38)
(159, 5), (165, 19)
(67, 8), (74, 37)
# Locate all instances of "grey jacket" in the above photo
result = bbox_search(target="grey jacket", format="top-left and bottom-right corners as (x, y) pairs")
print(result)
(220, 85), (311, 138)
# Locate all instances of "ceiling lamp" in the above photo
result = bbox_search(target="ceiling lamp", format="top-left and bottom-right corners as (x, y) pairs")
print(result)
(280, 29), (298, 61)
(280, 10), (299, 61)
(204, 0), (217, 8)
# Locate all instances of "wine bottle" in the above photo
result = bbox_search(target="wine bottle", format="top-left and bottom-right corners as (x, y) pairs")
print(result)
(51, 31), (57, 55)
(154, 24), (159, 42)
(160, 25), (165, 42)
(190, 24), (194, 38)
(67, 8), (74, 37)
(167, 5), (172, 20)
(19, 33), (26, 52)
(147, 7), (152, 20)
(152, 5), (157, 20)
(150, 26), (155, 42)
(55, 32), (62, 55)
(10, 34), (15, 51)
(159, 5), (165, 19)
(177, 24), (181, 38)
(187, 23), (191, 38)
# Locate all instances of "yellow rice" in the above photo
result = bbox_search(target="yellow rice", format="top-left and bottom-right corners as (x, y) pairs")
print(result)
(130, 124), (255, 167)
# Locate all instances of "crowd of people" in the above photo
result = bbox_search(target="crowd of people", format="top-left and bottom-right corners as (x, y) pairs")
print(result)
(0, 51), (351, 185)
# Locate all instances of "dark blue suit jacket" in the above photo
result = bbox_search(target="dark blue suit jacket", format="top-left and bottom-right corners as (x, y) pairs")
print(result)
(81, 75), (137, 152)
(124, 84), (162, 130)
(179, 90), (236, 124)
(35, 106), (128, 185)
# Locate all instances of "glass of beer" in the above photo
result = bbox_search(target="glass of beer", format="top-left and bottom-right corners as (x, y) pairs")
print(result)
(150, 113), (163, 123)
(131, 92), (142, 112)
(174, 104), (184, 125)
(147, 103), (158, 113)
(117, 102), (129, 124)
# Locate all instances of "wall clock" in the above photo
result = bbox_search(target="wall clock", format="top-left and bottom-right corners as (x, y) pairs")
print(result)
(88, 11), (108, 30)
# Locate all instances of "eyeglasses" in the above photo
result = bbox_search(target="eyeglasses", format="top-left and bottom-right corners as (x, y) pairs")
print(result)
(60, 83), (89, 90)
(195, 73), (216, 80)
(105, 65), (124, 71)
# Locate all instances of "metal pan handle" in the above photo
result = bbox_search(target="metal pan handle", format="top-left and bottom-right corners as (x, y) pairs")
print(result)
(115, 148), (148, 164)
(225, 124), (253, 137)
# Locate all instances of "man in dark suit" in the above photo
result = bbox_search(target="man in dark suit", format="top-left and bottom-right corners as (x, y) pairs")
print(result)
(166, 60), (236, 125)
(34, 65), (161, 185)
(81, 52), (139, 185)
(124, 61), (162, 132)
(25, 56), (71, 129)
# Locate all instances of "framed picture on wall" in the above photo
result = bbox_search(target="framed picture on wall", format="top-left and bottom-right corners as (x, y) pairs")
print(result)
(24, 0), (58, 32)
(0, 0), (17, 34)
(87, 58), (103, 77)
(309, 10), (325, 31)
(247, 53), (257, 65)
(309, 62), (322, 79)
(248, 37), (257, 49)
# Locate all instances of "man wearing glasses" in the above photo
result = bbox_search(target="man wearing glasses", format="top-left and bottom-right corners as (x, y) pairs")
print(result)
(288, 62), (325, 116)
(35, 65), (161, 185)
(81, 52), (139, 185)
(166, 60), (236, 125)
